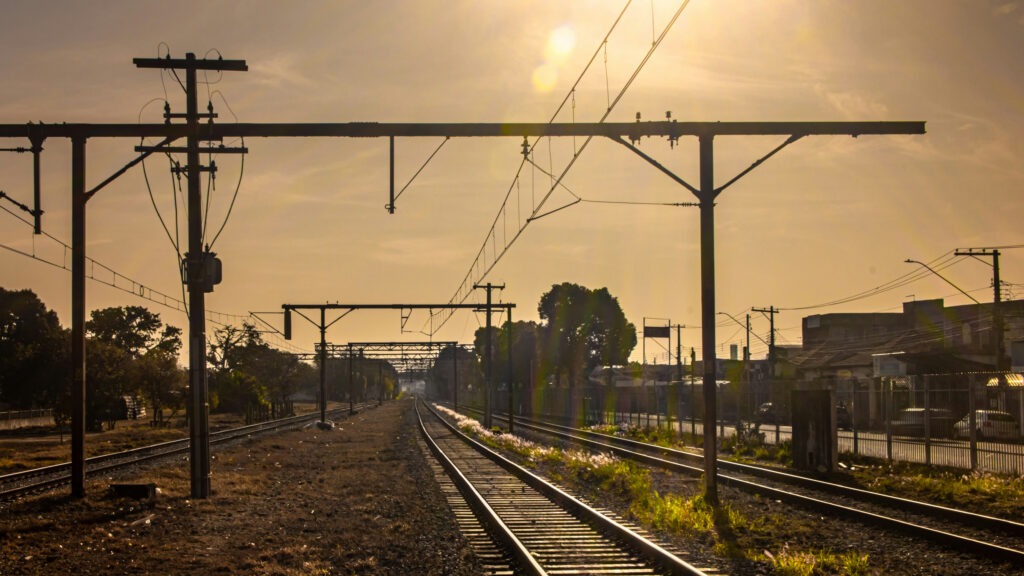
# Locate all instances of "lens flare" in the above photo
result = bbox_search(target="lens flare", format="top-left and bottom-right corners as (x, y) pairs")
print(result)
(532, 63), (559, 93)
(544, 25), (576, 62)
(532, 24), (576, 94)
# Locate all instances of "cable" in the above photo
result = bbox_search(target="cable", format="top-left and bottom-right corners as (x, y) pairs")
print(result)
(206, 90), (245, 249)
(778, 251), (961, 311)
(393, 137), (449, 205)
(429, 0), (692, 335)
(0, 208), (310, 355)
(208, 139), (244, 248)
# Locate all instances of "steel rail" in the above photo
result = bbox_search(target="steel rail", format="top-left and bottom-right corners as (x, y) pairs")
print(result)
(477, 410), (1024, 563)
(0, 404), (373, 500)
(415, 401), (545, 575)
(501, 412), (1024, 538)
(421, 401), (710, 576)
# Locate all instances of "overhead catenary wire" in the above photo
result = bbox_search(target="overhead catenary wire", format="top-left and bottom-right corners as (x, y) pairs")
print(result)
(428, 0), (693, 336)
(777, 251), (964, 312)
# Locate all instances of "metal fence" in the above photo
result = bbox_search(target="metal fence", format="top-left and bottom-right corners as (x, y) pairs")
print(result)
(0, 408), (54, 430)
(489, 372), (1024, 475)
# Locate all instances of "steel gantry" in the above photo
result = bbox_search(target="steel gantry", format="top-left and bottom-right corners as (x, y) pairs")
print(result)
(281, 302), (514, 431)
(319, 341), (458, 405)
(0, 52), (925, 501)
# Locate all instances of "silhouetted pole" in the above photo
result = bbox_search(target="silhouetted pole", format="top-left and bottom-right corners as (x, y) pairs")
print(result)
(453, 346), (459, 412)
(753, 307), (778, 380)
(184, 55), (213, 499)
(698, 134), (718, 504)
(70, 136), (86, 498)
(133, 53), (247, 499)
(348, 343), (355, 415)
(319, 308), (327, 423)
(507, 309), (514, 434)
(955, 248), (1005, 371)
(475, 282), (504, 429)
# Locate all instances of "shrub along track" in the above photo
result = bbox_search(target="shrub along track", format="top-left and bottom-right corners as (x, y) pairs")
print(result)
(417, 400), (714, 576)
(461, 407), (1023, 575)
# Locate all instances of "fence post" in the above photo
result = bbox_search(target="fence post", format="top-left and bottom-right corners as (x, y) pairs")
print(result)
(885, 377), (893, 463)
(923, 375), (931, 466)
(968, 374), (977, 471)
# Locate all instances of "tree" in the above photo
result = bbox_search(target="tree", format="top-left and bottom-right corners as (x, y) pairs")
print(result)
(0, 288), (68, 411)
(86, 306), (181, 358)
(136, 348), (185, 426)
(85, 340), (132, 431)
(428, 345), (481, 403)
(473, 320), (540, 413)
(85, 306), (182, 426)
(208, 323), (304, 418)
(538, 283), (637, 421)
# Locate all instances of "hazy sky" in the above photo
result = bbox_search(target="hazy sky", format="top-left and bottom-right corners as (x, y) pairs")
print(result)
(1, 0), (1022, 364)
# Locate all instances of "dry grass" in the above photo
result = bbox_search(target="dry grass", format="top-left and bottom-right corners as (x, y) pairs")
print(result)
(0, 403), (324, 475)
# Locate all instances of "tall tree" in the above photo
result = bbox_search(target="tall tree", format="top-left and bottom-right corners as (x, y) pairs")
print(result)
(429, 345), (481, 403)
(473, 320), (540, 411)
(86, 306), (181, 358)
(538, 283), (636, 420)
(0, 288), (68, 410)
(136, 348), (185, 426)
(208, 323), (304, 418)
(84, 340), (132, 430)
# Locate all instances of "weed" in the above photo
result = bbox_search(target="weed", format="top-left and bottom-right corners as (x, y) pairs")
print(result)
(763, 544), (871, 576)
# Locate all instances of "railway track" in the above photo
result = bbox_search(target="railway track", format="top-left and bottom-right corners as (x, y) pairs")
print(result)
(0, 403), (375, 500)
(417, 401), (714, 576)
(469, 407), (1024, 564)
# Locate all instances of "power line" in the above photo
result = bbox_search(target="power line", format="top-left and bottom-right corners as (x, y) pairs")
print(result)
(428, 0), (692, 335)
(0, 204), (309, 354)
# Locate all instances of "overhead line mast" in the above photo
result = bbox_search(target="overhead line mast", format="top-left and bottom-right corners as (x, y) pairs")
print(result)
(0, 51), (924, 502)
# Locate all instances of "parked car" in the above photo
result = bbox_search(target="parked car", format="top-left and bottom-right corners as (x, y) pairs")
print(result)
(755, 402), (777, 425)
(890, 408), (955, 438)
(953, 410), (1021, 441)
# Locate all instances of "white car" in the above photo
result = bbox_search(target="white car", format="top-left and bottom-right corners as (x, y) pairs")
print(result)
(953, 410), (1021, 441)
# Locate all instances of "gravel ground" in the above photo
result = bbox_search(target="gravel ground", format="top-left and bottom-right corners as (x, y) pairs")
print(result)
(0, 399), (481, 576)
(502, 423), (1023, 576)
(3, 399), (1020, 575)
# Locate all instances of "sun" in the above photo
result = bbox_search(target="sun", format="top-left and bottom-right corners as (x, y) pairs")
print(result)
(532, 24), (576, 93)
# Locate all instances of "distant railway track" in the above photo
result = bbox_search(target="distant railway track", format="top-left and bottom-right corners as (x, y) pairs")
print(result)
(463, 407), (1024, 565)
(0, 403), (376, 501)
(417, 400), (713, 576)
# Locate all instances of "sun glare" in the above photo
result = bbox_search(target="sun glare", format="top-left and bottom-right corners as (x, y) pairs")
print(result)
(532, 64), (559, 93)
(545, 24), (576, 62)
(532, 24), (576, 94)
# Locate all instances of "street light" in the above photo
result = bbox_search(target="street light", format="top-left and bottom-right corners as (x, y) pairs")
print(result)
(904, 259), (980, 304)
(717, 311), (771, 356)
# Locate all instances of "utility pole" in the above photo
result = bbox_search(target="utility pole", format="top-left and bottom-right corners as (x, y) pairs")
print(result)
(282, 304), (352, 421)
(675, 325), (683, 382)
(745, 314), (751, 364)
(453, 345), (459, 412)
(955, 248), (1006, 371)
(475, 283), (505, 429)
(507, 307), (514, 434)
(745, 313), (751, 412)
(134, 54), (247, 499)
(752, 306), (778, 378)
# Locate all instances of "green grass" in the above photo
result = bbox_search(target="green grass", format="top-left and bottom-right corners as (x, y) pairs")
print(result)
(437, 405), (877, 572)
(763, 545), (871, 576)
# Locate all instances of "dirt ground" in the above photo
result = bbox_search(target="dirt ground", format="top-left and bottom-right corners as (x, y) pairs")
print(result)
(0, 399), (481, 576)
